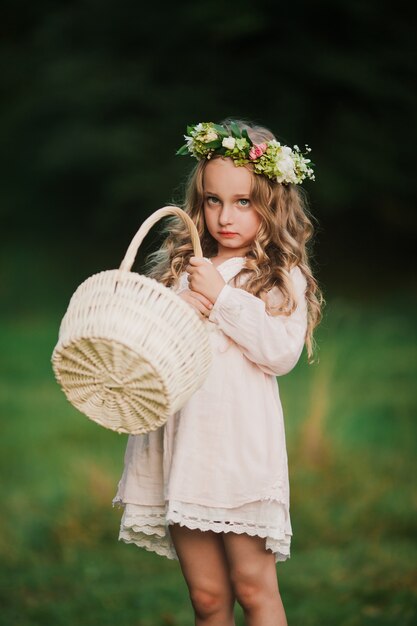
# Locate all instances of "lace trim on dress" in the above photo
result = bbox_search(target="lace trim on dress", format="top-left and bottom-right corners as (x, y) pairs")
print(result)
(113, 498), (292, 563)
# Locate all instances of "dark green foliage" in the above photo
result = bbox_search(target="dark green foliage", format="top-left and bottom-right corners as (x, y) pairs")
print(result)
(0, 0), (416, 251)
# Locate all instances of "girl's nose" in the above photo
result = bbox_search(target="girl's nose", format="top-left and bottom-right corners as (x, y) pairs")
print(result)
(219, 205), (233, 225)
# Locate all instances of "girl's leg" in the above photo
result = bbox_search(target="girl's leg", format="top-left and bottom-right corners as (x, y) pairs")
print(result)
(222, 533), (288, 626)
(169, 524), (236, 626)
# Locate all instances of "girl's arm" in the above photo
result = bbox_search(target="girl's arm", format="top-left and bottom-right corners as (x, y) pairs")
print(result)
(208, 266), (308, 376)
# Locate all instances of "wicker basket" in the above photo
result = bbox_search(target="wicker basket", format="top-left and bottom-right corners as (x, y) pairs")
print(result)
(51, 206), (212, 435)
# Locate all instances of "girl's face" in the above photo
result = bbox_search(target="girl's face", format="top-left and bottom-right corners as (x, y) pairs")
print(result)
(203, 157), (261, 259)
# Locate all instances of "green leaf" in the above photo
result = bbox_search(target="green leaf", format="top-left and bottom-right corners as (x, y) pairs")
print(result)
(230, 121), (242, 138)
(176, 145), (189, 155)
(204, 139), (222, 149)
(242, 128), (252, 145)
(186, 125), (195, 135)
(212, 123), (228, 137)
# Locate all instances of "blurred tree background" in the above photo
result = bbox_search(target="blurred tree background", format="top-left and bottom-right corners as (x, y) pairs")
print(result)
(0, 1), (416, 625)
(1, 0), (416, 307)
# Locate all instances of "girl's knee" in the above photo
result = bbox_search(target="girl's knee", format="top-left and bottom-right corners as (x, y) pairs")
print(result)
(232, 580), (262, 611)
(231, 573), (280, 611)
(190, 586), (233, 618)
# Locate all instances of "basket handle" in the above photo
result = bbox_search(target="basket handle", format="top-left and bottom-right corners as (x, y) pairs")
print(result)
(119, 206), (203, 272)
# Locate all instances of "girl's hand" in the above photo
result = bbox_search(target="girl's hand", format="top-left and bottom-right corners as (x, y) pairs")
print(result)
(185, 257), (226, 304)
(178, 289), (213, 320)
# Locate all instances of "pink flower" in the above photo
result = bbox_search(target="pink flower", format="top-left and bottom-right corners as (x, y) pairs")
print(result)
(249, 143), (268, 160)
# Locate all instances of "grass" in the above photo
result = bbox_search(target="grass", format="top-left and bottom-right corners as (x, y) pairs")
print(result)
(0, 293), (416, 625)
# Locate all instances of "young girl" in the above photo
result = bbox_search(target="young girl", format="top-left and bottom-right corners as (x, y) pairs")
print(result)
(113, 119), (323, 626)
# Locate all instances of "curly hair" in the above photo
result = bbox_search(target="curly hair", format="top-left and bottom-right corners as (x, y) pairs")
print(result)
(145, 120), (324, 362)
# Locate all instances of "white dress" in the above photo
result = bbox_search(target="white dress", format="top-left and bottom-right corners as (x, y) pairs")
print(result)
(113, 257), (308, 562)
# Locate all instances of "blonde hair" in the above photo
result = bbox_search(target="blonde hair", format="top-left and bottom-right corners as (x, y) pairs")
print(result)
(146, 119), (324, 361)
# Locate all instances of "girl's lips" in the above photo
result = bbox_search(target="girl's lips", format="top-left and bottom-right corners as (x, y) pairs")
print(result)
(219, 231), (238, 236)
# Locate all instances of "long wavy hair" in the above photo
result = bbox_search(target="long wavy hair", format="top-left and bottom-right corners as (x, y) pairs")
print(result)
(146, 119), (324, 361)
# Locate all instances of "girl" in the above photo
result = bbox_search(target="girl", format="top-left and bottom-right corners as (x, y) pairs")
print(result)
(113, 119), (323, 626)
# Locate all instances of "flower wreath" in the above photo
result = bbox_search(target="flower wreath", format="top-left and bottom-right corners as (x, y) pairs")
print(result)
(176, 121), (315, 185)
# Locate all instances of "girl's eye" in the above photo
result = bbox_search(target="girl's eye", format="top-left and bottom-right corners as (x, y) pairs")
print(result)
(206, 196), (220, 205)
(238, 198), (250, 207)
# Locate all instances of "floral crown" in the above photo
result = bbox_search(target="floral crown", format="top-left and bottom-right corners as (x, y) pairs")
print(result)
(176, 121), (315, 185)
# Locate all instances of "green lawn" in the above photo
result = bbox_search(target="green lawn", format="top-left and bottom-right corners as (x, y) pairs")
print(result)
(1, 295), (416, 625)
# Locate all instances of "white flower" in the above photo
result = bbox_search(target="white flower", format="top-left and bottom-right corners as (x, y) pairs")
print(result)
(184, 135), (199, 158)
(203, 130), (218, 142)
(222, 136), (236, 150)
(276, 152), (296, 182)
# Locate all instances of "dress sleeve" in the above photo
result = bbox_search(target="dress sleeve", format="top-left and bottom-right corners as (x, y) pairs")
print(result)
(208, 266), (308, 376)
